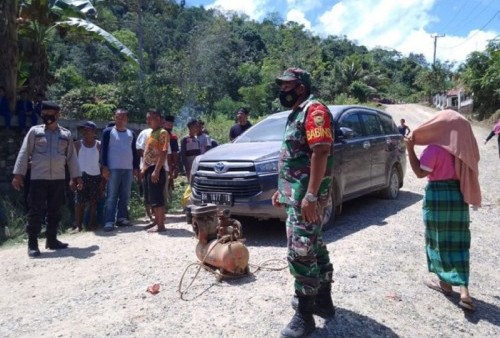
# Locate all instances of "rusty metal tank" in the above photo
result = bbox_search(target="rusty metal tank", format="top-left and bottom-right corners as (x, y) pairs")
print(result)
(188, 204), (249, 275)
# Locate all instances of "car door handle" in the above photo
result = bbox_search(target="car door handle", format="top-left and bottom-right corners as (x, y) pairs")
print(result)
(363, 141), (371, 149)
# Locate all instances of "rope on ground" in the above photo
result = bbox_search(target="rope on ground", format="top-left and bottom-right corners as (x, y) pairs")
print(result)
(248, 259), (288, 274)
(178, 251), (288, 300)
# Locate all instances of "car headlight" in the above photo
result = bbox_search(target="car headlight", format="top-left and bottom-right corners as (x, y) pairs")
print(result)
(190, 155), (201, 180)
(255, 160), (279, 174)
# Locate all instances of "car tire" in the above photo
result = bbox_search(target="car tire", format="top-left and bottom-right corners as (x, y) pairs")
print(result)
(380, 166), (400, 199)
(322, 188), (339, 231)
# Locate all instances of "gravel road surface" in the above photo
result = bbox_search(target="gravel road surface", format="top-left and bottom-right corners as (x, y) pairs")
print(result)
(0, 104), (499, 338)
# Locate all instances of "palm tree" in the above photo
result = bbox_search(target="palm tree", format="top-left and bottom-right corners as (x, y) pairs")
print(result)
(17, 0), (137, 95)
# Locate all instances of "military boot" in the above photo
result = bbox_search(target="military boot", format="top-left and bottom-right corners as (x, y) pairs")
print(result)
(314, 283), (336, 318)
(45, 233), (68, 250)
(28, 234), (40, 258)
(291, 283), (335, 319)
(280, 293), (316, 338)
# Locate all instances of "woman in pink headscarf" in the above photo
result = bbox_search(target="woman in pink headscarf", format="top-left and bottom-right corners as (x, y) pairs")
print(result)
(484, 120), (500, 158)
(405, 109), (481, 312)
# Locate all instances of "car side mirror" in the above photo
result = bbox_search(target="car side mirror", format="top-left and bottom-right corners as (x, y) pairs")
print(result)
(336, 127), (354, 142)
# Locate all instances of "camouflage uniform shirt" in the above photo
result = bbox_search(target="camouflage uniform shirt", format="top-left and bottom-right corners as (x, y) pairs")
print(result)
(278, 95), (334, 207)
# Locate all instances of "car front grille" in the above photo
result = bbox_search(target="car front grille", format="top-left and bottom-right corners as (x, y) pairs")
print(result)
(192, 161), (261, 198)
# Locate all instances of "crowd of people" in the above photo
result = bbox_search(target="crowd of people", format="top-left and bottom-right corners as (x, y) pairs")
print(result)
(7, 67), (490, 337)
(10, 102), (253, 253)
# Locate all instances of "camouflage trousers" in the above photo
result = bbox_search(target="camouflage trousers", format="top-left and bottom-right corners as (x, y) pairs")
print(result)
(285, 203), (333, 296)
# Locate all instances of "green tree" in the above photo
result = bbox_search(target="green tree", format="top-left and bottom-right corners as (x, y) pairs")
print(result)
(459, 40), (500, 119)
(17, 0), (136, 95)
(415, 60), (455, 103)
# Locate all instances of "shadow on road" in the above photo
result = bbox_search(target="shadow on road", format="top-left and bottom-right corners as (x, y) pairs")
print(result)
(325, 190), (423, 243)
(39, 245), (99, 259)
(237, 216), (286, 247)
(462, 297), (500, 327)
(311, 307), (398, 337)
(238, 190), (423, 247)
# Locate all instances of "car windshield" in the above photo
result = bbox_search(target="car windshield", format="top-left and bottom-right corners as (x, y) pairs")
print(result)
(234, 114), (287, 142)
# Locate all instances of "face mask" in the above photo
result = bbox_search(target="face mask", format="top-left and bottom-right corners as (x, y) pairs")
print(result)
(42, 114), (56, 125)
(279, 87), (299, 108)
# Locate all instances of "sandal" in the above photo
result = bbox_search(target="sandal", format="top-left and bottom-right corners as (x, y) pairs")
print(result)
(424, 279), (453, 296)
(459, 298), (476, 311)
(144, 222), (157, 230)
(70, 226), (82, 234)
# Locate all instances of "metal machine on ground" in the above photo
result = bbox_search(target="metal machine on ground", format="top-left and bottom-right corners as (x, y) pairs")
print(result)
(186, 204), (249, 276)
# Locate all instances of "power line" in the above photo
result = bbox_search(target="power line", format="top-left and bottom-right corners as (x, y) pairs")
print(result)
(440, 0), (468, 32)
(463, 0), (497, 28)
(441, 10), (500, 50)
(441, 0), (498, 38)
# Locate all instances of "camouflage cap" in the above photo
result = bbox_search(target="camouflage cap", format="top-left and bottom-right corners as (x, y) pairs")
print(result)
(275, 67), (311, 89)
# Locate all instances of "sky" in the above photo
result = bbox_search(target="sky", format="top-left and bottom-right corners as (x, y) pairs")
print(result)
(185, 0), (500, 65)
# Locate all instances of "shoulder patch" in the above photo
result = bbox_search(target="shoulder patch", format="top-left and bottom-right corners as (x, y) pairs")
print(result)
(311, 110), (325, 127)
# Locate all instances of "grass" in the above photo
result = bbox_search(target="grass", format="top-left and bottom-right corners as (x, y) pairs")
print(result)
(0, 190), (75, 247)
(0, 175), (190, 246)
(0, 193), (27, 246)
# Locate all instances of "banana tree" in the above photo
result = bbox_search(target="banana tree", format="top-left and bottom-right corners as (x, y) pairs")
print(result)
(17, 0), (137, 96)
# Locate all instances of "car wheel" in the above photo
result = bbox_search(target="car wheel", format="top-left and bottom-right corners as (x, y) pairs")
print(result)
(322, 189), (337, 230)
(381, 166), (400, 199)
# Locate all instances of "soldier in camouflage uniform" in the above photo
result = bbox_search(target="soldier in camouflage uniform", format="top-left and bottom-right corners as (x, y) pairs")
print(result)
(272, 68), (335, 338)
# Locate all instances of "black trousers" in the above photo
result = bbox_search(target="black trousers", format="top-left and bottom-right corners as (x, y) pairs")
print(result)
(144, 166), (166, 208)
(27, 180), (66, 239)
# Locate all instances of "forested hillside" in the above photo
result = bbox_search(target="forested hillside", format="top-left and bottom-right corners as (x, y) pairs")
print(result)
(6, 0), (500, 122)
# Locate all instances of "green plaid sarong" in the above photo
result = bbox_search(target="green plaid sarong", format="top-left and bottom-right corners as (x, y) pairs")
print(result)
(423, 180), (470, 286)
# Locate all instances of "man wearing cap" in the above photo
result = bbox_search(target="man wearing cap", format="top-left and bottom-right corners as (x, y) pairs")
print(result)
(72, 121), (102, 232)
(100, 108), (140, 231)
(12, 101), (83, 257)
(272, 68), (335, 338)
(229, 107), (252, 141)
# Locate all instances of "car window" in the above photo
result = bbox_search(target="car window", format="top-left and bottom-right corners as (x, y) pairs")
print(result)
(235, 114), (287, 142)
(339, 113), (364, 137)
(378, 113), (398, 135)
(361, 113), (383, 136)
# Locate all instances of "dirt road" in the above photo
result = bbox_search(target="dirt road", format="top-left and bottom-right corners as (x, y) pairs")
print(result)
(0, 104), (499, 338)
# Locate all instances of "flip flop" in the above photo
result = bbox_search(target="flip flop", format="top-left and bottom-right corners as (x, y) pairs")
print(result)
(459, 298), (476, 311)
(424, 279), (453, 296)
(70, 227), (82, 234)
(147, 225), (166, 233)
(144, 222), (157, 230)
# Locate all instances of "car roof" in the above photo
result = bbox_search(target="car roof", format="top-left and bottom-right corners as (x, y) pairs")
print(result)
(270, 105), (388, 120)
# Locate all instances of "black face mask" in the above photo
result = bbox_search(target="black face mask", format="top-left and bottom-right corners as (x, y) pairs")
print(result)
(42, 114), (56, 125)
(279, 87), (299, 108)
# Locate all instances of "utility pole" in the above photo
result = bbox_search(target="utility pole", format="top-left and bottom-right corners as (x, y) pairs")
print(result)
(137, 0), (144, 86)
(431, 34), (445, 65)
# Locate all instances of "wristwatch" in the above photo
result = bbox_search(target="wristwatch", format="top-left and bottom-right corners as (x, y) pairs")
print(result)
(304, 192), (318, 202)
